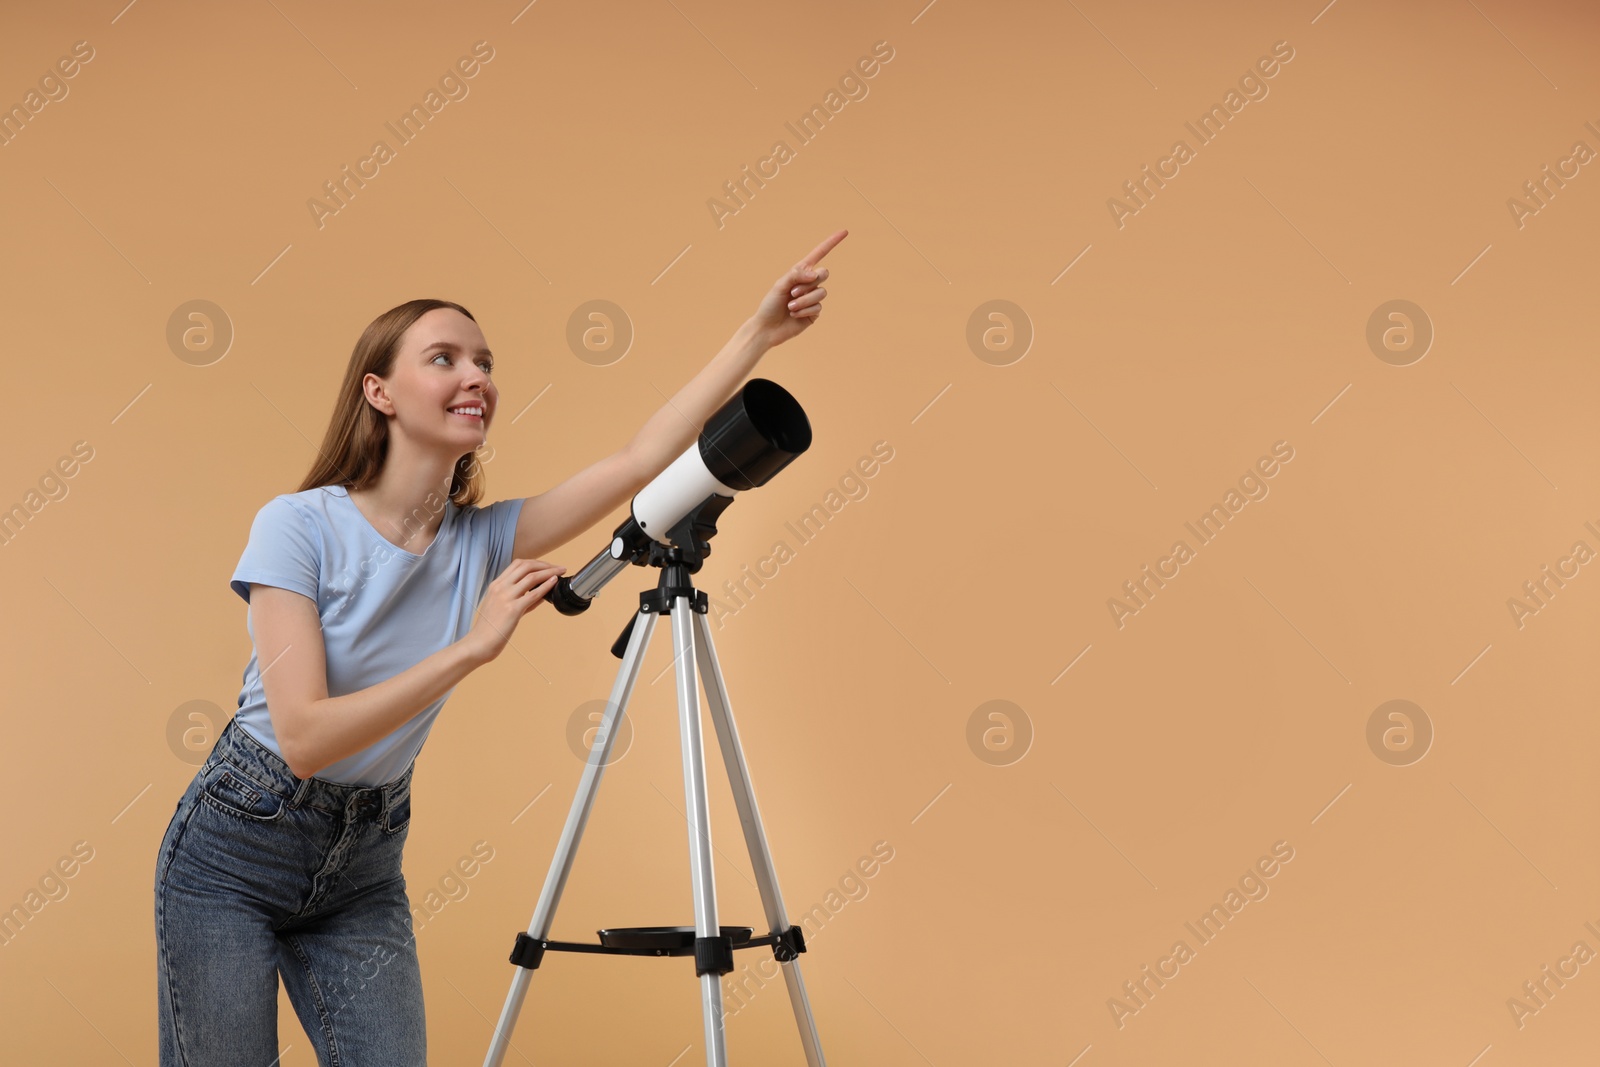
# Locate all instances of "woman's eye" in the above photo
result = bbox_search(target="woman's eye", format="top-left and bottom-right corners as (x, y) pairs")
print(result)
(432, 352), (491, 372)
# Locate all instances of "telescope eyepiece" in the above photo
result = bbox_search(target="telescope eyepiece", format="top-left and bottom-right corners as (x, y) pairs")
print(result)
(548, 576), (592, 616)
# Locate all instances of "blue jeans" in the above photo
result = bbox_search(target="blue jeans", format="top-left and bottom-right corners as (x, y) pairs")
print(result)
(154, 716), (426, 1065)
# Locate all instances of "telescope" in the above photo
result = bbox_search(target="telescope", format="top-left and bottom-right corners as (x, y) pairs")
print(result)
(546, 378), (812, 631)
(482, 375), (830, 1067)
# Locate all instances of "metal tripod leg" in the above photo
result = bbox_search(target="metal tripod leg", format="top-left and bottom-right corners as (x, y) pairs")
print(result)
(481, 606), (659, 1067)
(692, 611), (827, 1067)
(671, 594), (730, 1067)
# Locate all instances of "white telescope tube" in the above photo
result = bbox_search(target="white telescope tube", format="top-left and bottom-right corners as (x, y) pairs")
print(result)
(549, 378), (812, 614)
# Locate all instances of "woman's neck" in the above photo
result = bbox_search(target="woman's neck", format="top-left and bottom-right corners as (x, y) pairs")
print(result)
(346, 477), (453, 551)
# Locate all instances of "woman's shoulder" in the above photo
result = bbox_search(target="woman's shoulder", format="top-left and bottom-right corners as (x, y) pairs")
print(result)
(265, 484), (347, 512)
(453, 496), (525, 541)
(452, 493), (524, 520)
(245, 486), (349, 540)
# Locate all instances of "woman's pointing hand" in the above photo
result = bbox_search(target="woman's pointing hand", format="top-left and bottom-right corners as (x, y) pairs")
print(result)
(749, 228), (847, 347)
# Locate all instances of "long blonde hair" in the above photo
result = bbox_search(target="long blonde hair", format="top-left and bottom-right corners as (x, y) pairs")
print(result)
(297, 298), (490, 508)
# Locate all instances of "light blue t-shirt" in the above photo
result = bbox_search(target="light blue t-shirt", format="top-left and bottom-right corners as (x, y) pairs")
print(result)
(229, 484), (525, 786)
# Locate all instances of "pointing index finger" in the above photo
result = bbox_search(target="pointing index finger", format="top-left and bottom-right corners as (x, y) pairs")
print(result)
(799, 229), (849, 269)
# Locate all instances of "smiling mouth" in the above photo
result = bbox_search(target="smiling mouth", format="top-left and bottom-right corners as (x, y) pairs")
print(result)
(448, 406), (485, 421)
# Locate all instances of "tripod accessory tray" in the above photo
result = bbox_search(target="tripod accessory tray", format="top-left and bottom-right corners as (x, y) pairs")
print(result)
(509, 923), (807, 977)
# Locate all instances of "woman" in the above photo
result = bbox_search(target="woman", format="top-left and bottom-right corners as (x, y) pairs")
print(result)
(153, 229), (846, 1065)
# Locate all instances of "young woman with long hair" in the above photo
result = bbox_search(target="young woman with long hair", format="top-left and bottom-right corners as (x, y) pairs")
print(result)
(153, 230), (845, 1065)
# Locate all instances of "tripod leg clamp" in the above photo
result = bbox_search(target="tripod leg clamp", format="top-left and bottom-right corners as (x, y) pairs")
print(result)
(773, 925), (807, 963)
(694, 935), (735, 977)
(509, 932), (547, 971)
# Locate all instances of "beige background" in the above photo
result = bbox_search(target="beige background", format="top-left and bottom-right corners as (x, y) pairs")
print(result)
(1, 0), (1597, 1063)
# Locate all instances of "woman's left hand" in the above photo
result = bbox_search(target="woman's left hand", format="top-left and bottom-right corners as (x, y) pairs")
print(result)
(749, 229), (848, 348)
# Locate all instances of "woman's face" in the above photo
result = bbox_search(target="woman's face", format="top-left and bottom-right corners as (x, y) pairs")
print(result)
(374, 307), (498, 452)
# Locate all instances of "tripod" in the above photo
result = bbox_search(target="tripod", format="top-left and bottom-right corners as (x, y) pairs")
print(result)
(481, 513), (827, 1067)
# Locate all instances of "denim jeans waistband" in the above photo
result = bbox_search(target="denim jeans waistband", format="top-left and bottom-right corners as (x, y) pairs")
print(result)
(208, 716), (413, 821)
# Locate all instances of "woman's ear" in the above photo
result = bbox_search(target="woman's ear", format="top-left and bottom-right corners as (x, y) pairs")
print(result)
(361, 372), (395, 417)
